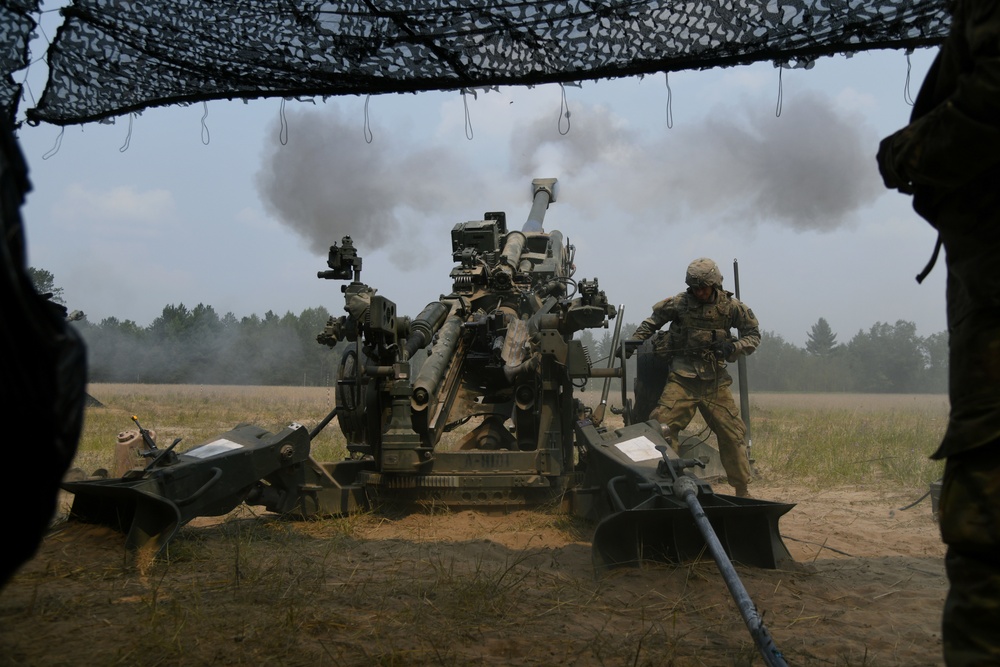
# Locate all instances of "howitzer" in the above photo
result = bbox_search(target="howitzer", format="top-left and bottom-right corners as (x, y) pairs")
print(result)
(314, 177), (619, 506)
(63, 178), (795, 664)
(65, 176), (792, 559)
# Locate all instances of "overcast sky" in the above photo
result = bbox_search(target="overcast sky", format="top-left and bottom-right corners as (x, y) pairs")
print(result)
(14, 31), (945, 347)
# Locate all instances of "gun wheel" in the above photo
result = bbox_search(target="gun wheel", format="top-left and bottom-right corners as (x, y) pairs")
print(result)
(337, 349), (366, 443)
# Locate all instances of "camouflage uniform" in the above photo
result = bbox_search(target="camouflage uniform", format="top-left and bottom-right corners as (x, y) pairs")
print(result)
(877, 1), (1000, 663)
(631, 259), (760, 495)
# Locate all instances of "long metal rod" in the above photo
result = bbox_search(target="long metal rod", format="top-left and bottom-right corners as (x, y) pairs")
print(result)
(733, 258), (752, 449)
(309, 406), (339, 441)
(593, 303), (625, 425)
(616, 305), (633, 425)
(674, 477), (788, 667)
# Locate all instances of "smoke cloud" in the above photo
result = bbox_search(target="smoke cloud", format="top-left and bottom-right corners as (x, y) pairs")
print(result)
(509, 92), (882, 232)
(259, 92), (883, 266)
(255, 104), (483, 263)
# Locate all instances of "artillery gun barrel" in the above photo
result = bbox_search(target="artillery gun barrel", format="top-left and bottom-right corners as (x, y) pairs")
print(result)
(497, 178), (558, 280)
(523, 178), (557, 232)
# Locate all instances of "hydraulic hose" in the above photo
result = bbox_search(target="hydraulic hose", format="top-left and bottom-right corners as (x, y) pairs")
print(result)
(673, 476), (788, 667)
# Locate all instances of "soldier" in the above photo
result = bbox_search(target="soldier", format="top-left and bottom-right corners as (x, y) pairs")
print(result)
(624, 258), (759, 497)
(876, 1), (1000, 663)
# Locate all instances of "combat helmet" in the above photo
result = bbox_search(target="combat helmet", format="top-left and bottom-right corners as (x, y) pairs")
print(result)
(685, 258), (723, 288)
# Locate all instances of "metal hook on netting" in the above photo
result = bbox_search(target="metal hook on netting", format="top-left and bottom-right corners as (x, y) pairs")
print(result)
(775, 67), (784, 118)
(364, 95), (373, 144)
(41, 127), (64, 160)
(462, 89), (474, 140)
(279, 98), (288, 145)
(201, 102), (211, 145)
(904, 51), (916, 106)
(558, 83), (571, 135)
(119, 113), (134, 153)
(664, 72), (674, 129)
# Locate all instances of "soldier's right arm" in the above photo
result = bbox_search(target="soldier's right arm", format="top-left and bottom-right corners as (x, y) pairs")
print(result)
(632, 296), (680, 341)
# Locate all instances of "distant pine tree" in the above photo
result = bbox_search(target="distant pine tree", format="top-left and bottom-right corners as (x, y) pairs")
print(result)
(27, 267), (65, 305)
(806, 317), (838, 356)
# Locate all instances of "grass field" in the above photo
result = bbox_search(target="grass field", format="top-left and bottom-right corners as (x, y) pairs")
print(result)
(78, 384), (947, 488)
(78, 384), (349, 475)
(748, 392), (947, 487)
(0, 385), (950, 667)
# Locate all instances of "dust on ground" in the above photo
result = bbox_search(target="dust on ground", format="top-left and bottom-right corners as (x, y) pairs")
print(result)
(0, 479), (945, 667)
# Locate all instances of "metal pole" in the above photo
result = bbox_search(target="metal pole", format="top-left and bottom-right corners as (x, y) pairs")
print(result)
(593, 304), (625, 426)
(674, 477), (788, 667)
(733, 259), (752, 450)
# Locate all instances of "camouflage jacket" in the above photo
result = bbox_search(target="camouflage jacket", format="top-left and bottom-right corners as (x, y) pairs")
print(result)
(632, 289), (760, 380)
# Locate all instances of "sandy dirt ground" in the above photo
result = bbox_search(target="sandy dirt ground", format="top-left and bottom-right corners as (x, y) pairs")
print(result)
(0, 478), (946, 667)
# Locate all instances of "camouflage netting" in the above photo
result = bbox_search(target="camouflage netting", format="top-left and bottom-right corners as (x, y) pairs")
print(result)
(0, 0), (36, 122)
(5, 0), (950, 127)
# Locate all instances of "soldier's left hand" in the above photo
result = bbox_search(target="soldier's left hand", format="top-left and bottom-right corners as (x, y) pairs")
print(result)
(616, 343), (635, 360)
(713, 341), (736, 360)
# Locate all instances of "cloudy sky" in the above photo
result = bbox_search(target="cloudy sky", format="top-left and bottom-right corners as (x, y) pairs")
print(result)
(15, 29), (945, 348)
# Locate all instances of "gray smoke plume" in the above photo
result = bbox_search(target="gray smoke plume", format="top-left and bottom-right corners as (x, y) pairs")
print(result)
(510, 92), (882, 232)
(255, 104), (482, 265)
(259, 92), (879, 261)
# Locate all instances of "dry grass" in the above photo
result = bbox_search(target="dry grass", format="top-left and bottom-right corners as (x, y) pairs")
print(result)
(77, 384), (348, 475)
(748, 392), (947, 488)
(0, 385), (950, 667)
(78, 385), (948, 489)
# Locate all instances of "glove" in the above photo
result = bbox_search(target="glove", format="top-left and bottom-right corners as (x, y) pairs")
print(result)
(713, 341), (736, 360)
(876, 129), (916, 194)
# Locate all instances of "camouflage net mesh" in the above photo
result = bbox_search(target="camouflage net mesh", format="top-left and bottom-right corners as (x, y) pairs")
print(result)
(5, 0), (950, 127)
(1, 0), (37, 124)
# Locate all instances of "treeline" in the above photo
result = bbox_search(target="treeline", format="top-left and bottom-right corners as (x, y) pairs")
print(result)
(75, 304), (346, 386)
(73, 304), (948, 393)
(746, 322), (947, 393)
(579, 317), (948, 394)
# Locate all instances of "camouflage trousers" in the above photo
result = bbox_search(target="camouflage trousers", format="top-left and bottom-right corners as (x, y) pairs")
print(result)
(938, 444), (1000, 666)
(649, 371), (750, 491)
(930, 200), (1000, 665)
(934, 209), (1000, 458)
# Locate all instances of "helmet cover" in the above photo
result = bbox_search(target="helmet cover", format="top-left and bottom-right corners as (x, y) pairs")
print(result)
(685, 258), (723, 288)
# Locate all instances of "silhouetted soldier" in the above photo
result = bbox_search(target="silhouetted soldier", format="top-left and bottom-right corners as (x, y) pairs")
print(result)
(878, 1), (1000, 663)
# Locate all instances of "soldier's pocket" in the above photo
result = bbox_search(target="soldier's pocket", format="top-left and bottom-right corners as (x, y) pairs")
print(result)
(938, 446), (1000, 554)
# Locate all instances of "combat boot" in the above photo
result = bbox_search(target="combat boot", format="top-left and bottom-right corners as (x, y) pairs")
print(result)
(734, 485), (751, 498)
